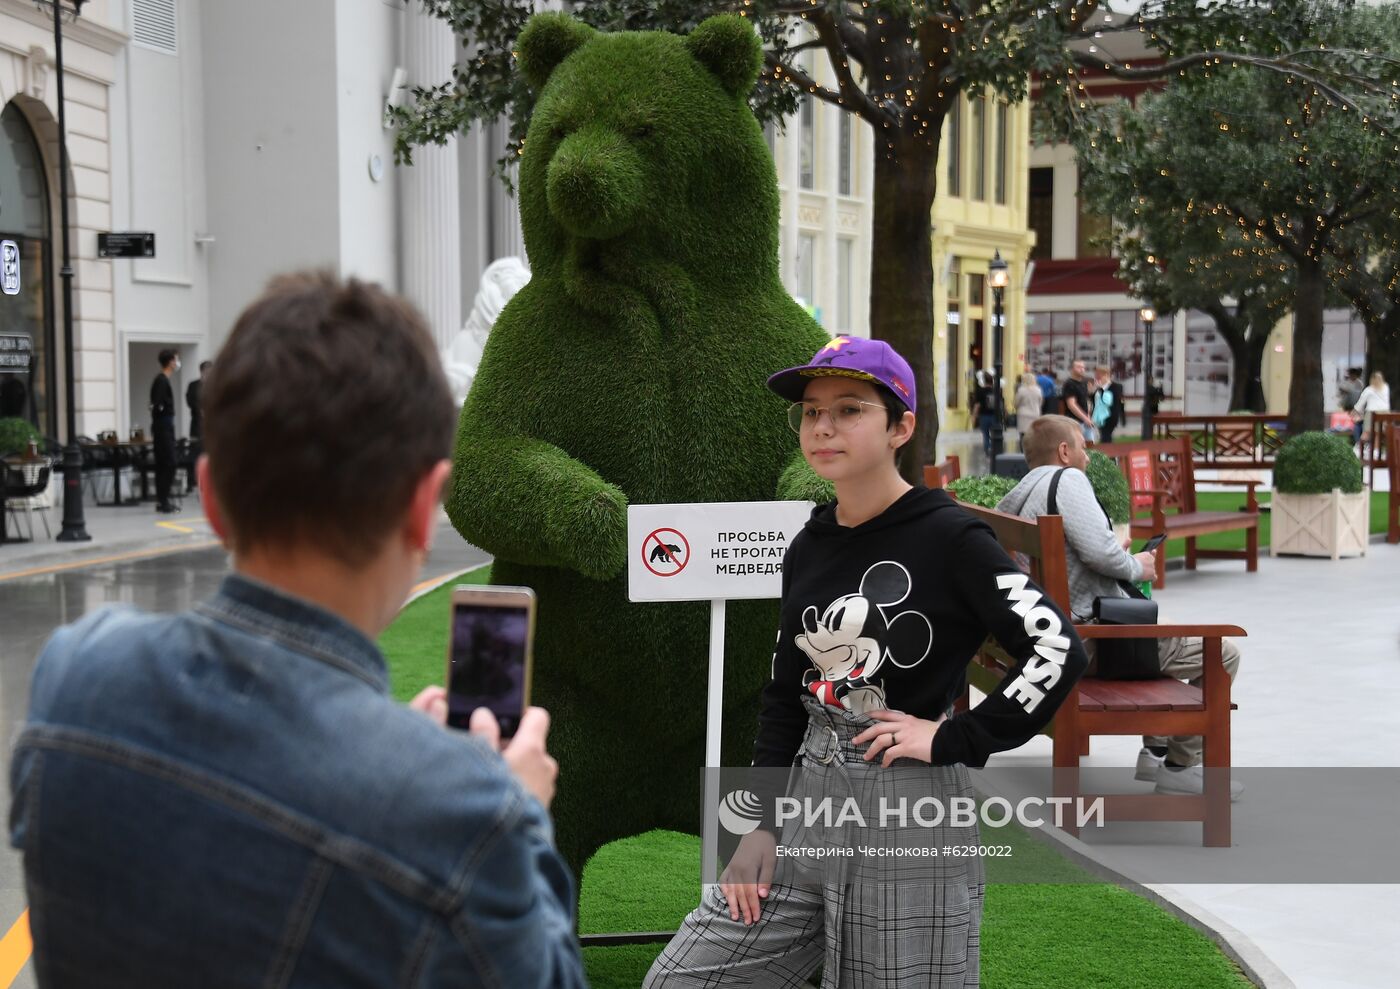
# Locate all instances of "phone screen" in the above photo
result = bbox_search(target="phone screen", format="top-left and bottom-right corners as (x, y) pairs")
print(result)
(1141, 533), (1167, 553)
(446, 602), (529, 736)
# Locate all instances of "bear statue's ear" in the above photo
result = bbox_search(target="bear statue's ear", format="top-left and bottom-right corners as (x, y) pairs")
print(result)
(517, 12), (596, 91)
(685, 15), (763, 97)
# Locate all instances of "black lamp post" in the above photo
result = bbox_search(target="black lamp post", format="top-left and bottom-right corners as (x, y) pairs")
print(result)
(45, 0), (91, 541)
(988, 250), (1010, 461)
(1139, 304), (1158, 441)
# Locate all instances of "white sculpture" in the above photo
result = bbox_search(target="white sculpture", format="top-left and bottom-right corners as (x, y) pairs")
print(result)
(442, 257), (531, 404)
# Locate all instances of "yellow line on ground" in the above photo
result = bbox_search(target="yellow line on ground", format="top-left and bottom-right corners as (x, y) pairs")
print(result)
(409, 567), (470, 599)
(155, 520), (198, 534)
(0, 540), (222, 583)
(0, 909), (30, 986)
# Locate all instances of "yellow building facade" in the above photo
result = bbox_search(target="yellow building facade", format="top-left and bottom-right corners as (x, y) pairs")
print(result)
(932, 92), (1036, 431)
(767, 40), (1035, 432)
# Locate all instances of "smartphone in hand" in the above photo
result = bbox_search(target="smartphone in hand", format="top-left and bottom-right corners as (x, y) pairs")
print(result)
(1140, 532), (1167, 553)
(445, 585), (536, 738)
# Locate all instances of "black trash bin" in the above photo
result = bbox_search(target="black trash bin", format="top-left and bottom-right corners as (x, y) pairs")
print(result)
(992, 453), (1029, 479)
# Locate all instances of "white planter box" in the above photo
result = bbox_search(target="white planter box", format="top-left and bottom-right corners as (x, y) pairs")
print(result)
(1271, 489), (1369, 559)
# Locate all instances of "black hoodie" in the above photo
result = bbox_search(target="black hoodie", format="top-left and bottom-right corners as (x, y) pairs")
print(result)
(752, 486), (1088, 771)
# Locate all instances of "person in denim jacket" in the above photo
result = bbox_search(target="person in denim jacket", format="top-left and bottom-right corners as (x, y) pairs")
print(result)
(10, 272), (585, 987)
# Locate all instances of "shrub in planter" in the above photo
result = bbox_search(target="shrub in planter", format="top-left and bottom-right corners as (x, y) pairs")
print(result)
(1272, 431), (1367, 558)
(1086, 450), (1130, 525)
(1274, 431), (1363, 495)
(0, 416), (40, 457)
(946, 473), (1018, 509)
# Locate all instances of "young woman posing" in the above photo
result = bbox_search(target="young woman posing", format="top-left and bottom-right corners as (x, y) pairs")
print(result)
(647, 337), (1088, 988)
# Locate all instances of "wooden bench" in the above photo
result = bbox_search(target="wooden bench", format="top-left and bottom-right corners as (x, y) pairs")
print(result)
(957, 502), (1242, 847)
(923, 455), (961, 490)
(1096, 435), (1260, 588)
(1371, 411), (1400, 544)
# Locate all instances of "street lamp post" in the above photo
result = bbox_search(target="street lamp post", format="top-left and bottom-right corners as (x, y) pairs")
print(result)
(1139, 305), (1157, 441)
(45, 0), (91, 542)
(988, 250), (1010, 461)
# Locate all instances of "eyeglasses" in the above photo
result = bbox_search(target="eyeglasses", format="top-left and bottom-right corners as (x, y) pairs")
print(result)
(786, 399), (886, 434)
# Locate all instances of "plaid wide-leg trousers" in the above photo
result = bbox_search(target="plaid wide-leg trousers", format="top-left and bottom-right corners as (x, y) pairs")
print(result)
(645, 696), (986, 989)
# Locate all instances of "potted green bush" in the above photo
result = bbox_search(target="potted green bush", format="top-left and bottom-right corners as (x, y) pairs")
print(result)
(946, 473), (1018, 509)
(0, 416), (40, 457)
(1085, 449), (1132, 542)
(1271, 431), (1367, 559)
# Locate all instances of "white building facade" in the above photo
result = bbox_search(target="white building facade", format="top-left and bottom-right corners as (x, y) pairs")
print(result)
(0, 0), (883, 449)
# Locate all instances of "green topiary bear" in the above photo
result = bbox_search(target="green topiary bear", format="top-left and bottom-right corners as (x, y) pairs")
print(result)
(446, 12), (831, 876)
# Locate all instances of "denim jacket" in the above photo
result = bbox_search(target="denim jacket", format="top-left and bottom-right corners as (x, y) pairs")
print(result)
(10, 574), (586, 988)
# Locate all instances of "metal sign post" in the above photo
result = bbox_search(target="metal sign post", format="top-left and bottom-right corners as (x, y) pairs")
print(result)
(627, 500), (812, 897)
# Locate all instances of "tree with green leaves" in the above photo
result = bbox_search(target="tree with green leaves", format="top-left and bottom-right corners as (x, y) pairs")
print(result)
(1068, 1), (1400, 433)
(1079, 152), (1294, 413)
(1333, 215), (1400, 397)
(394, 0), (1399, 465)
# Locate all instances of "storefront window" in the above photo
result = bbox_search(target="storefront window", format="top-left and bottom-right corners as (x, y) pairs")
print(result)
(0, 101), (54, 438)
(1025, 308), (1174, 399)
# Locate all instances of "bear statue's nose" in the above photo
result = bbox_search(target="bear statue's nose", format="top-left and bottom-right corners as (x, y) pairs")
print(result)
(546, 130), (644, 241)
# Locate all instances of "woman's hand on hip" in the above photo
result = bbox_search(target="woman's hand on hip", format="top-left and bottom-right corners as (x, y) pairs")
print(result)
(853, 710), (946, 768)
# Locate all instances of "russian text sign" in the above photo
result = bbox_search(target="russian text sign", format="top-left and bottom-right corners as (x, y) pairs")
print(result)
(628, 501), (814, 603)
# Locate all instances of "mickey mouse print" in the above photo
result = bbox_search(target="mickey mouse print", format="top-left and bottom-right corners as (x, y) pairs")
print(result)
(797, 562), (934, 715)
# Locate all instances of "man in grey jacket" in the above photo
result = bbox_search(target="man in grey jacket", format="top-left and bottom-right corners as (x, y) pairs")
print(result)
(997, 415), (1242, 797)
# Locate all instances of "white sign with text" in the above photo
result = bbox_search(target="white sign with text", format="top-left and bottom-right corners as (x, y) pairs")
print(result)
(627, 500), (814, 603)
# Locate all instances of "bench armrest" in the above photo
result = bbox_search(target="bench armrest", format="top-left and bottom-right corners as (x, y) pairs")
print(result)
(1073, 623), (1246, 639)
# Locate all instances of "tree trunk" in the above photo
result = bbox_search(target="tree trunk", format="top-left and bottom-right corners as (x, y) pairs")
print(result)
(1287, 258), (1327, 435)
(870, 137), (941, 484)
(1222, 326), (1268, 413)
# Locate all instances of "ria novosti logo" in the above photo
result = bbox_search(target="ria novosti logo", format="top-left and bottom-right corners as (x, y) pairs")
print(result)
(717, 789), (764, 836)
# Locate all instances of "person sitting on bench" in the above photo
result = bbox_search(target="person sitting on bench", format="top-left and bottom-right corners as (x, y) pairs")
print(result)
(996, 414), (1243, 798)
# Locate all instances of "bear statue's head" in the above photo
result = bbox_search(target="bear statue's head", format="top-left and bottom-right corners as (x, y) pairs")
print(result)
(515, 14), (779, 303)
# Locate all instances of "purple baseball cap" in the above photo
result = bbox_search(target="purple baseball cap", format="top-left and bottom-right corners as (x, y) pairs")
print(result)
(767, 336), (916, 411)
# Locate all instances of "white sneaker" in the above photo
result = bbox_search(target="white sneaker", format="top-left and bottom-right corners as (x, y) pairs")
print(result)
(1134, 747), (1165, 782)
(1154, 764), (1245, 801)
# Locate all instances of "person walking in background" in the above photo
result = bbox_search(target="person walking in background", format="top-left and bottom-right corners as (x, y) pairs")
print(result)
(1060, 360), (1096, 442)
(1354, 371), (1391, 452)
(187, 360), (211, 441)
(1015, 372), (1043, 434)
(1142, 374), (1164, 441)
(150, 349), (179, 513)
(1092, 365), (1126, 443)
(1036, 366), (1057, 410)
(186, 360), (212, 490)
(970, 369), (997, 457)
(1339, 367), (1365, 447)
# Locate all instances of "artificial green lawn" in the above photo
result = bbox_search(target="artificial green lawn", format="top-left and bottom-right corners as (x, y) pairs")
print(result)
(381, 567), (1257, 988)
(1141, 489), (1390, 560)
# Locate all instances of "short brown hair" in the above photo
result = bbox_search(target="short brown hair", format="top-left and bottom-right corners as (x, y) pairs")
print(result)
(203, 272), (454, 565)
(1023, 414), (1081, 469)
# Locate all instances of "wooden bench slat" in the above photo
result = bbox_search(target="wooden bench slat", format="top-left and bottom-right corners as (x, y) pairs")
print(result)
(1129, 511), (1258, 535)
(1077, 677), (1198, 711)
